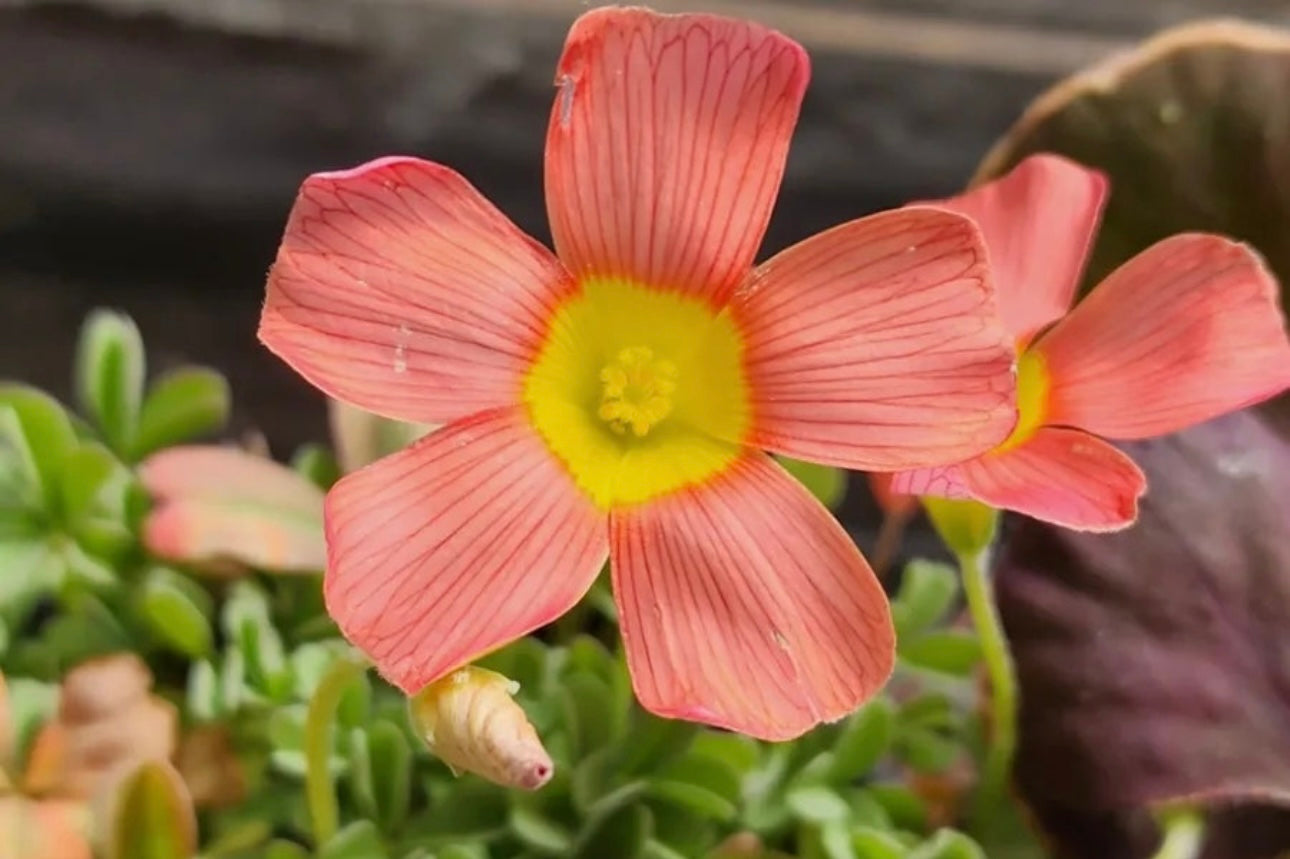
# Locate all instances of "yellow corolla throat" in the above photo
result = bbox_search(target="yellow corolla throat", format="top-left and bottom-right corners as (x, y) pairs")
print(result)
(523, 278), (750, 510)
(994, 348), (1050, 454)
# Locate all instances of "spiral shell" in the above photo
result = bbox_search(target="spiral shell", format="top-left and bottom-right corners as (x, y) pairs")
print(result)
(408, 666), (553, 790)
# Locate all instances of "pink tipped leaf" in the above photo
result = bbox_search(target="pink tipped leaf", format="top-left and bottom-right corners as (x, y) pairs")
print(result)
(139, 445), (323, 515)
(1035, 234), (1290, 439)
(139, 445), (326, 573)
(732, 207), (1017, 470)
(143, 500), (326, 573)
(927, 154), (1107, 342)
(323, 407), (608, 694)
(545, 7), (808, 306)
(958, 427), (1146, 531)
(609, 453), (894, 741)
(260, 157), (575, 425)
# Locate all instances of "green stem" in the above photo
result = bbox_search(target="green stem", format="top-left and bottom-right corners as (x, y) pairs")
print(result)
(1151, 808), (1205, 859)
(958, 547), (1017, 827)
(304, 657), (364, 846)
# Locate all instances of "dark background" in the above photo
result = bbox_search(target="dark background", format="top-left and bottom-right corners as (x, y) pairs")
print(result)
(1, 0), (1284, 457)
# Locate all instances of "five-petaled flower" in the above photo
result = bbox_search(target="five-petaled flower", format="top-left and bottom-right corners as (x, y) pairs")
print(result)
(258, 6), (1020, 740)
(893, 154), (1290, 531)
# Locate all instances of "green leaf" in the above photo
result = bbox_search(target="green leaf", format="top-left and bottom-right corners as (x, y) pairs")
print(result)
(219, 646), (246, 713)
(186, 660), (220, 721)
(689, 732), (760, 777)
(786, 785), (851, 825)
(844, 789), (894, 829)
(897, 693), (956, 731)
(132, 366), (230, 459)
(0, 387), (76, 509)
(818, 820), (859, 859)
(900, 630), (982, 676)
(369, 719), (412, 832)
(776, 456), (847, 509)
(107, 761), (197, 859)
(649, 753), (740, 821)
(75, 309), (146, 453)
(198, 820), (272, 857)
(828, 698), (895, 784)
(346, 726), (377, 821)
(404, 781), (508, 843)
(617, 710), (699, 775)
(907, 830), (987, 859)
(850, 826), (907, 859)
(509, 804), (574, 855)
(641, 839), (690, 859)
(896, 727), (961, 774)
(291, 443), (341, 490)
(139, 565), (213, 658)
(4, 677), (58, 758)
(0, 538), (65, 611)
(864, 784), (928, 831)
(318, 820), (389, 859)
(645, 803), (715, 858)
(59, 442), (127, 524)
(36, 592), (131, 671)
(572, 803), (651, 859)
(263, 841), (311, 859)
(891, 560), (959, 637)
(560, 670), (616, 761)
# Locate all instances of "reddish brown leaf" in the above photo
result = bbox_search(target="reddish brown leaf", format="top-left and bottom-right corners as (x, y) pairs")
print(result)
(995, 411), (1290, 857)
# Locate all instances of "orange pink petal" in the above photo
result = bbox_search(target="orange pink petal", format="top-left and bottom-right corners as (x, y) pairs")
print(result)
(323, 407), (608, 694)
(259, 157), (574, 425)
(927, 154), (1107, 342)
(1035, 233), (1290, 439)
(544, 7), (808, 305)
(956, 428), (1146, 531)
(609, 453), (894, 741)
(732, 207), (1017, 469)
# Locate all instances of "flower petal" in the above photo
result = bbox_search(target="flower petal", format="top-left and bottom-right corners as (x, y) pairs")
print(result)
(888, 465), (971, 500)
(324, 407), (608, 694)
(930, 154), (1107, 342)
(959, 428), (1146, 531)
(733, 207), (1017, 470)
(544, 7), (807, 305)
(260, 157), (574, 425)
(1034, 234), (1290, 439)
(609, 453), (894, 741)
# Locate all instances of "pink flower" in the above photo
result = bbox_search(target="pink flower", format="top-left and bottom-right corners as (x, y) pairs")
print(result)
(258, 7), (1018, 739)
(894, 154), (1290, 531)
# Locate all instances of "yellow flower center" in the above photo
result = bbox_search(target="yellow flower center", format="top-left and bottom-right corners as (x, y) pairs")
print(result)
(597, 346), (677, 437)
(995, 348), (1050, 453)
(524, 279), (750, 510)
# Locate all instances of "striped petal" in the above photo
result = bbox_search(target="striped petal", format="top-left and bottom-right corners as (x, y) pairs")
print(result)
(931, 154), (1106, 342)
(324, 407), (608, 694)
(610, 453), (894, 741)
(888, 465), (971, 500)
(959, 428), (1146, 531)
(733, 207), (1017, 470)
(545, 7), (807, 306)
(1034, 234), (1290, 439)
(260, 157), (574, 425)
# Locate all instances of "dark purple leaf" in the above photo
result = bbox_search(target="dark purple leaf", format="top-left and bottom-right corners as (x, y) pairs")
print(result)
(995, 411), (1290, 858)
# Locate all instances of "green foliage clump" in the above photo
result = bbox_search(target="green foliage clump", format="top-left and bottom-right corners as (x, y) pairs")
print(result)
(0, 310), (1022, 859)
